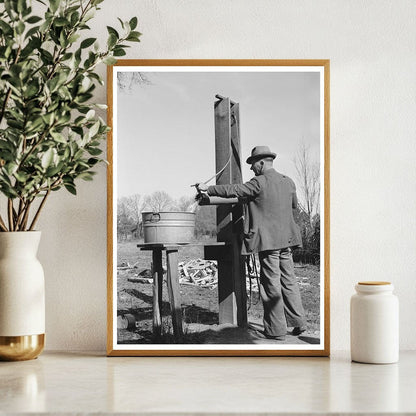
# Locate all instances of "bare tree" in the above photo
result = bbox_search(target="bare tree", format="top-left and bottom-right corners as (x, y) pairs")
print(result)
(117, 72), (151, 92)
(144, 191), (174, 212)
(174, 195), (196, 211)
(119, 194), (145, 223)
(117, 194), (146, 240)
(293, 142), (320, 223)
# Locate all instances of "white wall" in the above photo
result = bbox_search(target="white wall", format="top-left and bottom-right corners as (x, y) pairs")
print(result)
(38, 0), (416, 351)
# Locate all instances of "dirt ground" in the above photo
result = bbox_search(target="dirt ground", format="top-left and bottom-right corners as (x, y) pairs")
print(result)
(116, 239), (321, 345)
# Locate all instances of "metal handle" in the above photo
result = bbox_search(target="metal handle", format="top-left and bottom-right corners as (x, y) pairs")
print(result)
(150, 212), (161, 222)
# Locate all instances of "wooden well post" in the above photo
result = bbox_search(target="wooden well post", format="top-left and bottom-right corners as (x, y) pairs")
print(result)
(210, 95), (247, 326)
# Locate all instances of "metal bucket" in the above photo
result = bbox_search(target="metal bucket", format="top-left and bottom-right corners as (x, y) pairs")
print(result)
(142, 211), (196, 244)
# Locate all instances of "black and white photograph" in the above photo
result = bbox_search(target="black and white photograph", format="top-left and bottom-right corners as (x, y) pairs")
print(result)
(107, 60), (329, 356)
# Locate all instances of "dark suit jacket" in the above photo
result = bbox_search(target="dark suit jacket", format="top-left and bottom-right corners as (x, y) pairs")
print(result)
(207, 168), (302, 254)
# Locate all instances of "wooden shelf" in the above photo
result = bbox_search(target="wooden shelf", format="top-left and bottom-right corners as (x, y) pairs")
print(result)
(0, 351), (414, 414)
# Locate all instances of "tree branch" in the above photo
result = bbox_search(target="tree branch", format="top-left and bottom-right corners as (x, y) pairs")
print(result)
(20, 199), (33, 231)
(0, 213), (8, 231)
(29, 189), (50, 231)
(7, 199), (14, 231)
(14, 199), (28, 231)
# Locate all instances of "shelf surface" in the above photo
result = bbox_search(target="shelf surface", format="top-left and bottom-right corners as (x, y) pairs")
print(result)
(0, 351), (415, 415)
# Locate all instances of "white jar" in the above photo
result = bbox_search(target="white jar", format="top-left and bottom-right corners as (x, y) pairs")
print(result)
(350, 281), (399, 364)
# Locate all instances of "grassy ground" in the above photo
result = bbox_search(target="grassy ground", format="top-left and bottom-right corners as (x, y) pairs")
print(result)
(116, 238), (321, 344)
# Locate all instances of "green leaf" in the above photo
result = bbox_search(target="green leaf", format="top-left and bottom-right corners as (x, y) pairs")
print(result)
(25, 117), (44, 133)
(113, 47), (126, 57)
(80, 76), (92, 92)
(0, 184), (18, 198)
(59, 29), (67, 47)
(70, 11), (80, 26)
(45, 165), (62, 177)
(0, 20), (13, 35)
(7, 119), (24, 129)
(85, 109), (95, 120)
(26, 15), (42, 24)
(126, 31), (141, 42)
(68, 33), (80, 44)
(106, 26), (119, 39)
(24, 25), (39, 39)
(103, 56), (117, 65)
(0, 141), (14, 152)
(107, 33), (117, 49)
(40, 49), (54, 64)
(64, 183), (76, 195)
(87, 147), (102, 156)
(4, 1), (16, 20)
(83, 9), (95, 23)
(80, 37), (96, 49)
(16, 21), (25, 35)
(50, 131), (67, 143)
(23, 6), (32, 17)
(74, 148), (84, 159)
(49, 0), (60, 13)
(54, 17), (69, 27)
(61, 52), (72, 61)
(42, 112), (54, 125)
(78, 171), (95, 181)
(14, 171), (28, 183)
(5, 162), (18, 176)
(23, 83), (39, 98)
(63, 147), (70, 160)
(17, 0), (26, 13)
(41, 148), (54, 169)
(87, 158), (99, 166)
(89, 121), (100, 138)
(117, 17), (125, 29)
(48, 76), (60, 92)
(129, 17), (138, 30)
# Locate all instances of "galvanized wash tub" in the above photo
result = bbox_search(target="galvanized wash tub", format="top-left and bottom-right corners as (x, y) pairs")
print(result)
(142, 212), (196, 244)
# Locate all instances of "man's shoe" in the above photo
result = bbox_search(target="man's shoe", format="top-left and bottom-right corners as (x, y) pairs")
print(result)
(292, 326), (306, 336)
(250, 328), (286, 341)
(263, 332), (286, 341)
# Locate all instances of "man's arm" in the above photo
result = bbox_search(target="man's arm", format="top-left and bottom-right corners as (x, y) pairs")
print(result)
(207, 177), (263, 199)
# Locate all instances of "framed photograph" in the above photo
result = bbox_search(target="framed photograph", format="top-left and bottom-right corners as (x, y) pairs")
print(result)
(107, 60), (330, 356)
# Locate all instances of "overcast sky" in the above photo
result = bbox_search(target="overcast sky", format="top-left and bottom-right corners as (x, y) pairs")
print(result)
(115, 68), (321, 201)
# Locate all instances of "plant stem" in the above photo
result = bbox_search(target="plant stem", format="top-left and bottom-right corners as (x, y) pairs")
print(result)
(20, 200), (33, 231)
(7, 199), (14, 231)
(14, 199), (27, 231)
(0, 214), (8, 232)
(29, 189), (50, 231)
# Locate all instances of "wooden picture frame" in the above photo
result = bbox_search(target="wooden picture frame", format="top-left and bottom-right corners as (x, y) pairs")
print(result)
(107, 60), (330, 356)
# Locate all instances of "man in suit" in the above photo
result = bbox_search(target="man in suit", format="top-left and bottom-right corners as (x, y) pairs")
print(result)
(197, 146), (306, 341)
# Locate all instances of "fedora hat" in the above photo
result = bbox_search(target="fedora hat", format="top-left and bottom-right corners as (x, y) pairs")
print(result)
(246, 146), (277, 164)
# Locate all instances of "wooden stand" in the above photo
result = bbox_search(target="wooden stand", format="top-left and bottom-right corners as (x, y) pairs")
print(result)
(138, 242), (228, 342)
(138, 243), (184, 343)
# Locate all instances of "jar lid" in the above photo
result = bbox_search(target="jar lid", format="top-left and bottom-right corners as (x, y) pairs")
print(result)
(358, 281), (391, 285)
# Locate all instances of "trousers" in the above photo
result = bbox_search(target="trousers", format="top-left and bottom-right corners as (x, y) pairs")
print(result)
(259, 248), (306, 337)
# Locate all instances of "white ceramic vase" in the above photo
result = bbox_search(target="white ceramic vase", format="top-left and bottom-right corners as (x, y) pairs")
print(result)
(0, 231), (45, 360)
(350, 281), (399, 364)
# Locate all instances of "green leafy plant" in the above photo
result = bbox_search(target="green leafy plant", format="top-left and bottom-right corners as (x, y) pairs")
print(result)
(0, 0), (141, 231)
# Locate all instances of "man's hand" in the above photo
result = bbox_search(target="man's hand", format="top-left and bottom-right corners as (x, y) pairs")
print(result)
(196, 182), (208, 192)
